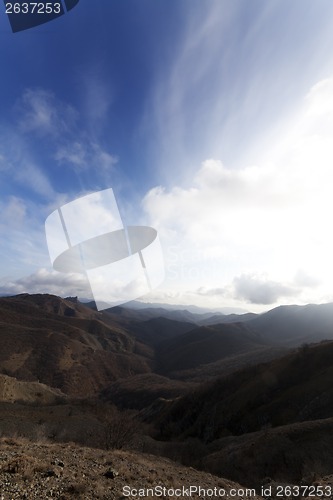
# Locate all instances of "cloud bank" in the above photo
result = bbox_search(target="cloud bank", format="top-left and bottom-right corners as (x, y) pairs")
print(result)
(142, 76), (333, 309)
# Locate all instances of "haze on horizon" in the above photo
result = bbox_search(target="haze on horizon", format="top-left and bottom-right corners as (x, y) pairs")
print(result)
(1, 1), (333, 313)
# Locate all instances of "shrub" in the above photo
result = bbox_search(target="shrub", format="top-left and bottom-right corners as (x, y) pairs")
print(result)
(103, 405), (139, 450)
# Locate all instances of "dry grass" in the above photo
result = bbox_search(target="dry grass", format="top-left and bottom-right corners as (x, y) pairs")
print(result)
(0, 438), (261, 500)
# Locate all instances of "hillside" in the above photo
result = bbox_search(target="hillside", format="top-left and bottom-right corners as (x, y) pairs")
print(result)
(156, 322), (269, 374)
(153, 340), (333, 442)
(0, 373), (67, 405)
(128, 316), (196, 347)
(2, 293), (333, 491)
(0, 294), (153, 398)
(203, 417), (333, 488)
(0, 437), (259, 500)
(0, 294), (283, 399)
(102, 373), (192, 409)
(248, 302), (333, 345)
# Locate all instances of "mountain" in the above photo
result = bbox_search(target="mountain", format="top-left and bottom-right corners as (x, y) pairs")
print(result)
(153, 339), (333, 442)
(3, 293), (333, 491)
(0, 293), (301, 400)
(90, 303), (226, 324)
(248, 302), (333, 346)
(199, 312), (257, 325)
(0, 437), (260, 500)
(156, 322), (270, 374)
(102, 373), (192, 409)
(0, 294), (153, 398)
(128, 316), (196, 347)
(83, 301), (333, 346)
(0, 373), (67, 405)
(123, 300), (228, 314)
(5, 294), (333, 401)
(203, 417), (333, 488)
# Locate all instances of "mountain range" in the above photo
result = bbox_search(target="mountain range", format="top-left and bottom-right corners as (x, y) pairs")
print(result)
(1, 293), (333, 490)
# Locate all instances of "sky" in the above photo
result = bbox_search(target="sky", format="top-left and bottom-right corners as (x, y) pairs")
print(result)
(1, 0), (333, 312)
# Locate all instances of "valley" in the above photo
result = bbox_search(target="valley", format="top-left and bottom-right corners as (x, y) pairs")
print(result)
(1, 293), (333, 496)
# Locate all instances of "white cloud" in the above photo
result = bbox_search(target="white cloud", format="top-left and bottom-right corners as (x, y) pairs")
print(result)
(14, 87), (118, 179)
(0, 193), (51, 268)
(0, 140), (55, 200)
(0, 196), (26, 228)
(92, 143), (118, 170)
(142, 76), (333, 308)
(55, 141), (87, 167)
(18, 88), (77, 137)
(196, 286), (226, 297)
(55, 141), (117, 171)
(0, 268), (91, 298)
(233, 274), (297, 305)
(15, 161), (55, 199)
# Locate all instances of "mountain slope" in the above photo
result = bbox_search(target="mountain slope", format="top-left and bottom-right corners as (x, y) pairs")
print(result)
(0, 294), (273, 399)
(0, 438), (261, 500)
(0, 294), (153, 397)
(0, 373), (67, 405)
(129, 317), (196, 348)
(248, 302), (333, 345)
(156, 322), (269, 374)
(203, 417), (333, 488)
(153, 340), (333, 441)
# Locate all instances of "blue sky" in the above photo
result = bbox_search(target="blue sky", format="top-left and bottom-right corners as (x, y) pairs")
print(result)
(1, 1), (333, 311)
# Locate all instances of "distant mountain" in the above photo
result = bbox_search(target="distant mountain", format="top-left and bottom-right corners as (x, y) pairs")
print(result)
(4, 293), (333, 407)
(129, 317), (196, 347)
(156, 322), (269, 374)
(85, 301), (259, 326)
(100, 304), (227, 324)
(199, 312), (258, 325)
(248, 302), (333, 345)
(123, 300), (227, 314)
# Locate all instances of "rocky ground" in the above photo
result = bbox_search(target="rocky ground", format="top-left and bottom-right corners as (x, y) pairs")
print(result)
(0, 437), (262, 500)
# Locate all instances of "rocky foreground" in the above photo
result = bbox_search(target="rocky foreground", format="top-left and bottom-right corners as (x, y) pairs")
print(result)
(0, 437), (262, 500)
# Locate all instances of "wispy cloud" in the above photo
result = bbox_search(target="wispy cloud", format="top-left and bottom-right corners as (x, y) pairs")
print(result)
(16, 87), (118, 180)
(0, 196), (26, 229)
(55, 141), (87, 167)
(15, 161), (55, 199)
(55, 141), (117, 171)
(143, 2), (333, 183)
(0, 194), (50, 278)
(0, 125), (55, 200)
(17, 88), (78, 137)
